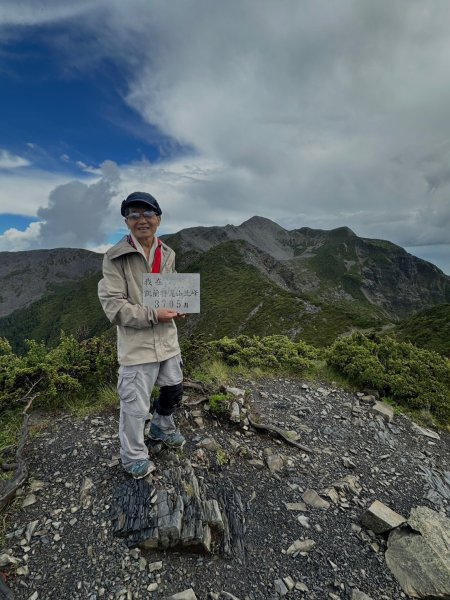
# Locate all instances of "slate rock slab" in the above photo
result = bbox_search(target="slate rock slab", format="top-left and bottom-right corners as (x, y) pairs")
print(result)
(385, 506), (450, 599)
(110, 459), (244, 556)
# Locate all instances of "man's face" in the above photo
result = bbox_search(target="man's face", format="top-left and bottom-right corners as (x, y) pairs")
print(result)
(125, 203), (161, 244)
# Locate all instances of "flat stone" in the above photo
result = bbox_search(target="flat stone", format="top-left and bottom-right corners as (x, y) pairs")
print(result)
(29, 480), (46, 492)
(248, 459), (265, 469)
(286, 539), (316, 555)
(204, 499), (224, 531)
(25, 520), (40, 543)
(274, 579), (288, 596)
(331, 474), (362, 496)
(284, 502), (307, 511)
(283, 576), (295, 591)
(166, 589), (198, 600)
(229, 401), (241, 423)
(264, 453), (284, 474)
(297, 515), (310, 528)
(351, 590), (374, 600)
(22, 494), (37, 508)
(370, 401), (394, 423)
(225, 387), (246, 398)
(360, 500), (406, 534)
(295, 582), (309, 592)
(147, 583), (158, 592)
(302, 489), (330, 510)
(411, 423), (441, 440)
(385, 506), (450, 599)
(149, 561), (163, 572)
(322, 487), (340, 504)
(198, 437), (217, 451)
(0, 553), (21, 567)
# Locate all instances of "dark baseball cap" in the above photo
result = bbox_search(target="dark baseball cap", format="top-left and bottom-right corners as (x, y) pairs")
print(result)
(121, 191), (162, 216)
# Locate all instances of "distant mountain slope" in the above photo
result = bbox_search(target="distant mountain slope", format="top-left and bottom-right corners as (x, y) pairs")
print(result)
(394, 303), (450, 356)
(0, 274), (111, 354)
(1, 217), (449, 352)
(0, 248), (102, 317)
(164, 216), (450, 320)
(172, 239), (388, 346)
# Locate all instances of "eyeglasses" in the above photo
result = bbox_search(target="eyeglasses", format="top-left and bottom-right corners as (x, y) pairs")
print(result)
(126, 210), (158, 220)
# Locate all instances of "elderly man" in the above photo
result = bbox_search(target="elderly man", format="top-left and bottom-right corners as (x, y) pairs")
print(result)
(98, 191), (185, 479)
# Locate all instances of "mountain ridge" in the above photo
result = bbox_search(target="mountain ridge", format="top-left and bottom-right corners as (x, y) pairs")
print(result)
(0, 216), (449, 351)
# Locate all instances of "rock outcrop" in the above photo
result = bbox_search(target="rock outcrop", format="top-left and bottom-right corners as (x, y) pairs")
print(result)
(385, 506), (450, 599)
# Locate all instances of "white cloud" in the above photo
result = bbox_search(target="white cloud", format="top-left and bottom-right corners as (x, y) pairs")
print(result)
(0, 149), (30, 169)
(0, 221), (41, 251)
(0, 1), (105, 27)
(0, 169), (74, 215)
(1, 1), (450, 275)
(73, 1), (450, 251)
(87, 242), (112, 254)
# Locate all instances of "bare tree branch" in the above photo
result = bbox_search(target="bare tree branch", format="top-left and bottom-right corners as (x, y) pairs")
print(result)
(248, 413), (312, 453)
(0, 384), (40, 513)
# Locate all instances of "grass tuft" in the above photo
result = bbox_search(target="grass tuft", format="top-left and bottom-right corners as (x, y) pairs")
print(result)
(63, 384), (119, 418)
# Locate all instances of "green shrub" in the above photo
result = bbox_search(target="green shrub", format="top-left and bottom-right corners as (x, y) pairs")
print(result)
(0, 332), (117, 414)
(326, 333), (450, 425)
(208, 393), (231, 416)
(209, 334), (319, 373)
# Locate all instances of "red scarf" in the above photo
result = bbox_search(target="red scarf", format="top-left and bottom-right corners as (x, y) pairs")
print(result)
(127, 235), (162, 273)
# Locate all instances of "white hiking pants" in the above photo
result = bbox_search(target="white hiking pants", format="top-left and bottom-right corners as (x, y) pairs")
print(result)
(117, 353), (183, 469)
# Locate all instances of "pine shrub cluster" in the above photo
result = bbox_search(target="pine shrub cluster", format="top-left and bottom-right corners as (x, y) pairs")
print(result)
(326, 333), (450, 425)
(208, 334), (319, 372)
(0, 333), (117, 413)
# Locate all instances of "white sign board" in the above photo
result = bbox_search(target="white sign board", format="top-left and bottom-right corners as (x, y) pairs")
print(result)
(142, 273), (200, 313)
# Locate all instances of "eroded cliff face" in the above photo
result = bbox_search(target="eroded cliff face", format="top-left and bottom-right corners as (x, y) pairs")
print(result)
(0, 248), (102, 317)
(166, 219), (450, 320)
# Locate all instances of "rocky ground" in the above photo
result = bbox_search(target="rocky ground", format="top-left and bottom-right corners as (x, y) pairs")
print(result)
(1, 377), (449, 600)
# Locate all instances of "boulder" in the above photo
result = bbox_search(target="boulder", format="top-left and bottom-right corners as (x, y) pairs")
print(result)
(370, 401), (394, 423)
(360, 500), (406, 534)
(385, 506), (450, 599)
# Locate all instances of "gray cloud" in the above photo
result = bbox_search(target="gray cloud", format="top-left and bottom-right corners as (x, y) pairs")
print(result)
(90, 2), (450, 246)
(2, 1), (450, 272)
(35, 160), (120, 248)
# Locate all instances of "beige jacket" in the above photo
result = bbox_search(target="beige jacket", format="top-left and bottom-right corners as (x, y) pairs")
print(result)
(98, 236), (180, 366)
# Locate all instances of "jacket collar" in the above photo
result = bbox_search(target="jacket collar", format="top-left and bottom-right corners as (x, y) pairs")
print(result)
(106, 236), (140, 260)
(106, 235), (167, 262)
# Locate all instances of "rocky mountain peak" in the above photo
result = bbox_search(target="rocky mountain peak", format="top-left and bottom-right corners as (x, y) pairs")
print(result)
(329, 225), (357, 237)
(238, 215), (287, 233)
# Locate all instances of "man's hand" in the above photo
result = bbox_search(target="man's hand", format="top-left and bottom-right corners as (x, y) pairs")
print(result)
(156, 308), (186, 323)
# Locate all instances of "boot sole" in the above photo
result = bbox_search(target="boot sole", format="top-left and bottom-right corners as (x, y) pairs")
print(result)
(130, 463), (156, 479)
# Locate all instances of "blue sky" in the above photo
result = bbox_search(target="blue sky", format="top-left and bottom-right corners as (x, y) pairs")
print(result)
(0, 1), (449, 274)
(1, 31), (177, 169)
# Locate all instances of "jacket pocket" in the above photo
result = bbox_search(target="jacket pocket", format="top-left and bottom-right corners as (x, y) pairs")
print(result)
(117, 371), (137, 403)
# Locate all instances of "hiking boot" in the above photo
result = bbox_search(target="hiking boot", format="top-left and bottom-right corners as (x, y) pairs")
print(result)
(148, 423), (186, 448)
(126, 459), (156, 479)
